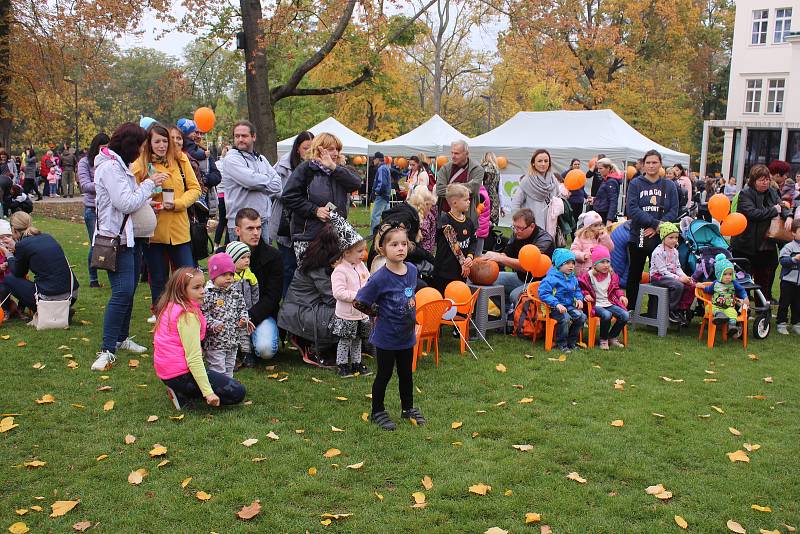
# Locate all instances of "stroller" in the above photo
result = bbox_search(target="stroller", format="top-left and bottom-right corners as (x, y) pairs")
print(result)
(680, 219), (771, 339)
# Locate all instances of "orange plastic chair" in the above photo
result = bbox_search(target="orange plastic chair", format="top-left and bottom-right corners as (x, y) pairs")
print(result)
(526, 282), (559, 351)
(695, 282), (748, 348)
(441, 289), (480, 354)
(413, 299), (452, 371)
(583, 301), (629, 348)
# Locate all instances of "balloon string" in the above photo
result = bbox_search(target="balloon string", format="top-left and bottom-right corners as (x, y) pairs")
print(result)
(469, 318), (494, 351)
(451, 320), (478, 360)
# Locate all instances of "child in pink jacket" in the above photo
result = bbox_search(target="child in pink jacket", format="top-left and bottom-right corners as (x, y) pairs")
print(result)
(330, 231), (372, 378)
(475, 185), (491, 254)
(571, 210), (614, 276)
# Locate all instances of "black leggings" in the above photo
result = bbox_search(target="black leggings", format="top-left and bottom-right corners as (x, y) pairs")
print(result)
(776, 281), (800, 325)
(626, 242), (656, 311)
(371, 347), (413, 413)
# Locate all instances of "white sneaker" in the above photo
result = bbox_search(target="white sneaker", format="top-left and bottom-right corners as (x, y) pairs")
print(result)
(777, 323), (789, 335)
(147, 315), (157, 324)
(793, 324), (800, 335)
(91, 351), (116, 371)
(117, 337), (147, 353)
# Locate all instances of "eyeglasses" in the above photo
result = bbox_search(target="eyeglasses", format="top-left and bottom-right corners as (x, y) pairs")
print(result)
(512, 223), (532, 232)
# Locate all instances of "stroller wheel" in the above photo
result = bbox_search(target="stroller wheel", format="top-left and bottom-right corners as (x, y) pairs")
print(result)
(753, 314), (770, 339)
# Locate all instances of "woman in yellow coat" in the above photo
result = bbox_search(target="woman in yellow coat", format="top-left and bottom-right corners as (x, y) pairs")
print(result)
(132, 123), (201, 310)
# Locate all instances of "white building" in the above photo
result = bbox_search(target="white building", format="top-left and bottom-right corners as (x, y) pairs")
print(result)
(700, 0), (800, 183)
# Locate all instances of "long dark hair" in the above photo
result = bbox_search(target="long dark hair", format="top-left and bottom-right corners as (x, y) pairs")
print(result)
(87, 132), (110, 168)
(107, 122), (147, 164)
(290, 131), (314, 170)
(299, 224), (340, 274)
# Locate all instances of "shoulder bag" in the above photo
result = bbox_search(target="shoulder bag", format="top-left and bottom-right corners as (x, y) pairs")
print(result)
(32, 263), (74, 330)
(91, 213), (129, 272)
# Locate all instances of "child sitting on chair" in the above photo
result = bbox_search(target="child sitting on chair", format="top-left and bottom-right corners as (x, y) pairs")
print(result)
(650, 222), (694, 326)
(538, 248), (586, 353)
(702, 253), (749, 338)
(578, 245), (629, 350)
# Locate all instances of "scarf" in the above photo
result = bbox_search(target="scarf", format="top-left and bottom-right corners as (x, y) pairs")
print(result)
(522, 170), (559, 203)
(152, 154), (168, 166)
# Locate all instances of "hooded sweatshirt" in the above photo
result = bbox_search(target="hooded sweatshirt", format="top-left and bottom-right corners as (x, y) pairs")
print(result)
(625, 175), (679, 248)
(538, 248), (583, 308)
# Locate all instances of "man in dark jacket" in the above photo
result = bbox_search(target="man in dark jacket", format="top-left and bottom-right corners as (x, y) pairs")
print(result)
(59, 147), (78, 198)
(369, 152), (391, 235)
(234, 208), (282, 366)
(482, 208), (555, 313)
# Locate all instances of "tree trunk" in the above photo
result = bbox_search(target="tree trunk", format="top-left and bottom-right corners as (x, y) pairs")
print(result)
(240, 0), (278, 161)
(0, 0), (12, 148)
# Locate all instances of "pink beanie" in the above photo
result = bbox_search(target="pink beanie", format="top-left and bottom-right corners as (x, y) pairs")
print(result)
(208, 253), (235, 280)
(591, 245), (611, 265)
(578, 210), (602, 229)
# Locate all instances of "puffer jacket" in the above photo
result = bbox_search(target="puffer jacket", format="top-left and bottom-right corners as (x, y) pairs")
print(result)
(570, 232), (614, 276)
(277, 267), (338, 350)
(282, 160), (361, 243)
(539, 250), (584, 308)
(593, 173), (622, 222)
(731, 186), (787, 257)
(476, 185), (491, 238)
(577, 270), (625, 314)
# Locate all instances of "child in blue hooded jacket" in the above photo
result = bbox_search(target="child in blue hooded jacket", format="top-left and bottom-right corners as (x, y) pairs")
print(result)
(538, 248), (586, 352)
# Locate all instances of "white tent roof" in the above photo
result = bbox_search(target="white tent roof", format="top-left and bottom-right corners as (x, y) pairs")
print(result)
(277, 117), (372, 156)
(368, 114), (470, 156)
(469, 109), (690, 173)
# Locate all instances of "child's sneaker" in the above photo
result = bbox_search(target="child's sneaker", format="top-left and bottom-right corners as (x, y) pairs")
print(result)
(337, 364), (353, 378)
(599, 339), (609, 350)
(668, 311), (682, 324)
(370, 410), (397, 431)
(557, 345), (571, 353)
(728, 322), (741, 339)
(91, 350), (116, 371)
(401, 407), (426, 426)
(793, 324), (800, 335)
(568, 344), (582, 351)
(609, 338), (625, 348)
(776, 322), (789, 335)
(351, 362), (372, 376)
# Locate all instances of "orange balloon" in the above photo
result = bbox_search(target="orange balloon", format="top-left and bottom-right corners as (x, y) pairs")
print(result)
(532, 254), (552, 278)
(0, 306), (4, 325)
(589, 158), (597, 170)
(193, 107), (215, 132)
(626, 166), (637, 180)
(518, 244), (542, 272)
(720, 212), (747, 237)
(708, 193), (731, 221)
(496, 156), (508, 170)
(415, 287), (443, 310)
(444, 281), (472, 304)
(396, 157), (408, 169)
(564, 169), (587, 191)
(384, 156), (393, 165)
(640, 272), (650, 283)
(436, 155), (448, 167)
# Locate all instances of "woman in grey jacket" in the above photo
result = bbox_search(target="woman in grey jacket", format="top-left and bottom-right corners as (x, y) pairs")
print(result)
(91, 123), (166, 372)
(23, 149), (42, 200)
(78, 133), (110, 288)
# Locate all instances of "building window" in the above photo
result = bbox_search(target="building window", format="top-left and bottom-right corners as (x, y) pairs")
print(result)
(752, 9), (769, 44)
(745, 79), (763, 113)
(775, 8), (792, 43)
(767, 79), (785, 113)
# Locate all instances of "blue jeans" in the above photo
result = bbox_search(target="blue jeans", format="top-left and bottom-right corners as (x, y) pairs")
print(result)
(49, 183), (57, 195)
(252, 316), (279, 359)
(497, 271), (527, 312)
(142, 242), (194, 307)
(593, 304), (630, 340)
(84, 206), (98, 283)
(370, 196), (389, 234)
(549, 307), (586, 348)
(162, 369), (246, 406)
(102, 244), (141, 352)
(277, 243), (297, 298)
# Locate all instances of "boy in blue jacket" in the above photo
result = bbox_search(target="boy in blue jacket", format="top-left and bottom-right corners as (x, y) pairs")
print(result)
(539, 248), (586, 352)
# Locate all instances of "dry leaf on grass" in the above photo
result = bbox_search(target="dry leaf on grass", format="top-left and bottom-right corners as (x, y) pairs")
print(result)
(72, 521), (92, 531)
(331, 426), (344, 432)
(308, 467), (317, 476)
(656, 491), (673, 500)
(675, 515), (688, 529)
(128, 469), (148, 485)
(24, 460), (46, 468)
(195, 491), (212, 501)
(743, 443), (761, 452)
(468, 483), (492, 495)
(451, 421), (463, 429)
(149, 445), (167, 457)
(96, 386), (112, 392)
(484, 528), (508, 534)
(763, 376), (773, 383)
(729, 427), (742, 436)
(726, 450), (750, 463)
(181, 477), (192, 488)
(645, 484), (665, 495)
(346, 461), (364, 470)
(760, 530), (780, 534)
(236, 500), (261, 520)
(712, 405), (725, 413)
(241, 438), (259, 447)
(0, 416), (19, 433)
(422, 475), (433, 490)
(567, 472), (587, 484)
(128, 359), (139, 368)
(103, 400), (114, 411)
(513, 444), (533, 452)
(751, 504), (772, 512)
(8, 522), (29, 534)
(541, 526), (553, 534)
(335, 396), (348, 401)
(525, 512), (542, 524)
(323, 448), (341, 458)
(49, 500), (80, 518)
(266, 431), (280, 441)
(374, 492), (384, 501)
(169, 414), (185, 421)
(519, 398), (534, 404)
(496, 363), (507, 372)
(14, 509), (27, 516)
(252, 457), (267, 462)
(361, 412), (369, 422)
(610, 420), (624, 427)
(156, 460), (170, 468)
(412, 492), (426, 504)
(727, 519), (746, 533)
(124, 434), (136, 444)
(35, 394), (55, 404)
(146, 415), (158, 423)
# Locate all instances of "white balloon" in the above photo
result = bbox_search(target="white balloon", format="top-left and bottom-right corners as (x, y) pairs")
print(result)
(441, 298), (458, 320)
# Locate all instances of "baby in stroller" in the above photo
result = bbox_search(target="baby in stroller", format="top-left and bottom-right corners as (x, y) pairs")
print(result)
(701, 253), (749, 338)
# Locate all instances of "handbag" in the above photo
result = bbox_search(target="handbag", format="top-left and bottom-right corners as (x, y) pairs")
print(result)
(179, 165), (213, 261)
(91, 214), (129, 272)
(32, 265), (74, 330)
(765, 216), (793, 242)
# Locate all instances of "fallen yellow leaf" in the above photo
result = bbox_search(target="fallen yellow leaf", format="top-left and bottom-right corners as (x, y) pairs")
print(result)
(49, 500), (80, 518)
(743, 443), (761, 452)
(512, 444), (533, 452)
(252, 457), (267, 462)
(748, 353), (759, 360)
(451, 421), (463, 429)
(346, 461), (364, 470)
(23, 460), (46, 468)
(320, 519), (332, 526)
(323, 448), (341, 458)
(156, 460), (170, 468)
(320, 513), (352, 520)
(525, 512), (542, 524)
(35, 394), (55, 405)
(727, 519), (746, 533)
(181, 477), (192, 488)
(146, 415), (158, 422)
(241, 438), (259, 447)
(422, 475), (433, 490)
(29, 506), (42, 511)
(374, 492), (384, 501)
(652, 413), (666, 418)
(8, 522), (29, 534)
(70, 404), (85, 409)
(484, 528), (508, 534)
(331, 426), (344, 432)
(266, 431), (280, 441)
(558, 354), (567, 362)
(656, 490), (673, 500)
(763, 376), (774, 383)
(124, 434), (136, 444)
(567, 472), (587, 484)
(149, 445), (167, 457)
(675, 515), (688, 529)
(308, 467), (317, 476)
(645, 484), (666, 495)
(610, 420), (624, 427)
(15, 510), (27, 516)
(66, 360), (79, 369)
(236, 500), (261, 520)
(468, 483), (492, 495)
(335, 396), (348, 401)
(195, 491), (212, 501)
(16, 341), (27, 347)
(361, 412), (369, 422)
(32, 363), (44, 369)
(519, 398), (534, 404)
(169, 414), (185, 421)
(729, 427), (742, 436)
(103, 400), (115, 411)
(128, 359), (139, 368)
(0, 416), (19, 433)
(128, 468), (148, 485)
(726, 450), (750, 463)
(495, 363), (507, 372)
(412, 491), (426, 504)
(760, 530), (780, 534)
(751, 504), (772, 512)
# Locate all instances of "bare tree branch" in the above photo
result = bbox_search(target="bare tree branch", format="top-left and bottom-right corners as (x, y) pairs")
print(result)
(289, 67), (373, 96)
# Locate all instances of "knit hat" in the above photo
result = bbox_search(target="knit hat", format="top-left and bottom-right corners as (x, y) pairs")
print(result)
(0, 219), (11, 236)
(714, 252), (734, 280)
(659, 222), (680, 240)
(225, 241), (251, 263)
(552, 248), (576, 270)
(139, 116), (157, 130)
(591, 245), (611, 265)
(577, 210), (602, 229)
(208, 253), (235, 280)
(177, 118), (197, 136)
(373, 151), (384, 161)
(329, 212), (364, 252)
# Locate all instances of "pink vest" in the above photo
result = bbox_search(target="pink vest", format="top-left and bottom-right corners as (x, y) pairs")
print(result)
(153, 301), (207, 380)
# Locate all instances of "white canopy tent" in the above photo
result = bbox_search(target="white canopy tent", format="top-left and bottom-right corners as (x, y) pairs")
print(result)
(276, 117), (372, 156)
(469, 109), (690, 173)
(367, 114), (470, 156)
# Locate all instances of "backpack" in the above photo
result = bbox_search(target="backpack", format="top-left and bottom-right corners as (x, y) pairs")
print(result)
(512, 291), (544, 339)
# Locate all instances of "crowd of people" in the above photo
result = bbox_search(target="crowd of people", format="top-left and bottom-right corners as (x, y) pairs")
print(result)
(2, 119), (800, 431)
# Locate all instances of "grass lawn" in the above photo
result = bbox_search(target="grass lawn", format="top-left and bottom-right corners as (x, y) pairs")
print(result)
(1, 210), (798, 533)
